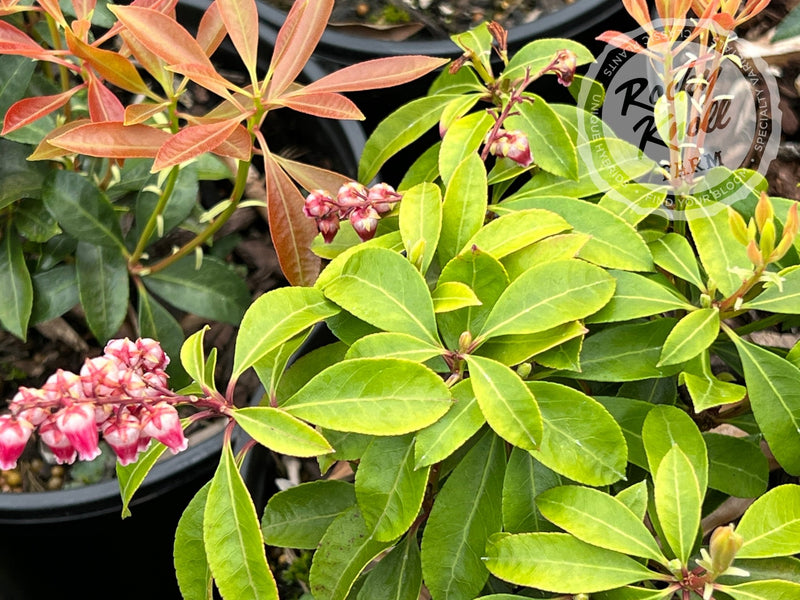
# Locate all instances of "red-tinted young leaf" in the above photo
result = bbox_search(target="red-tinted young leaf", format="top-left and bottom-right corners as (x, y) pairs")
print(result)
(166, 62), (243, 100)
(28, 119), (91, 161)
(267, 0), (333, 98)
(0, 20), (57, 58)
(72, 0), (96, 20)
(119, 30), (171, 92)
(263, 147), (321, 286)
(37, 0), (66, 25)
(65, 28), (153, 97)
(277, 91), (364, 120)
(211, 123), (252, 162)
(304, 56), (448, 93)
(197, 0), (227, 56)
(87, 73), (125, 122)
(98, 0), (177, 45)
(124, 101), (171, 125)
(216, 0), (259, 82)
(50, 121), (170, 158)
(596, 31), (649, 54)
(153, 118), (242, 171)
(71, 17), (91, 41)
(273, 155), (351, 196)
(2, 86), (83, 135)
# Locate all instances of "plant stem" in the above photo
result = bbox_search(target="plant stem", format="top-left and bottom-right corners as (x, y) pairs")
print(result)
(128, 164), (180, 267)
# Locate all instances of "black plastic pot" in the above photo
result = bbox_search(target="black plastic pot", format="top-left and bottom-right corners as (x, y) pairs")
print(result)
(0, 1), (365, 597)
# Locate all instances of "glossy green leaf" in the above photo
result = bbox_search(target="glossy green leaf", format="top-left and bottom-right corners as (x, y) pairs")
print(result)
(282, 358), (452, 435)
(398, 142), (441, 191)
(0, 229), (32, 339)
(649, 232), (706, 290)
(478, 259), (615, 341)
(499, 195), (653, 271)
(477, 321), (586, 367)
(0, 139), (50, 207)
(15, 198), (60, 242)
(730, 334), (800, 475)
(180, 326), (210, 389)
(421, 430), (505, 600)
(587, 270), (693, 323)
(615, 481), (649, 522)
(143, 255), (250, 326)
(704, 432), (768, 498)
(357, 534), (422, 600)
(346, 331), (444, 363)
(439, 93), (483, 134)
(534, 334), (583, 371)
(116, 435), (170, 518)
(680, 351), (747, 412)
(717, 557), (800, 585)
(76, 242), (128, 343)
(356, 434), (429, 541)
(501, 232), (591, 280)
(309, 506), (393, 600)
(233, 407), (333, 457)
(275, 341), (349, 404)
(322, 247), (438, 345)
(719, 580), (800, 600)
(736, 484), (800, 559)
(658, 308), (720, 367)
(174, 482), (212, 600)
(462, 208), (570, 260)
(506, 96), (577, 179)
(742, 267), (800, 313)
(399, 182), (441, 275)
(503, 449), (564, 533)
(503, 38), (594, 81)
(204, 441), (278, 600)
(654, 446), (703, 564)
(136, 285), (184, 384)
(30, 264), (78, 324)
(439, 111), (494, 185)
(485, 532), (656, 593)
(415, 379), (485, 468)
(253, 330), (309, 399)
(597, 183), (669, 226)
(642, 404), (708, 493)
(466, 355), (542, 451)
(439, 152), (488, 266)
(318, 428), (373, 475)
(537, 486), (666, 562)
(529, 382), (627, 485)
(593, 587), (675, 600)
(594, 396), (654, 470)
(261, 480), (356, 549)
(431, 281), (482, 313)
(0, 55), (35, 116)
(233, 287), (340, 378)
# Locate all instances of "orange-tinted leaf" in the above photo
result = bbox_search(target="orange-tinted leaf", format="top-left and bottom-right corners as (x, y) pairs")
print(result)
(153, 118), (242, 171)
(71, 0), (95, 20)
(197, 0), (227, 56)
(211, 124), (252, 162)
(50, 121), (170, 158)
(263, 149), (321, 286)
(622, 0), (653, 30)
(304, 55), (448, 93)
(124, 101), (170, 125)
(28, 119), (90, 160)
(278, 91), (364, 120)
(37, 0), (66, 24)
(216, 0), (258, 81)
(120, 30), (171, 91)
(273, 155), (351, 195)
(65, 28), (152, 96)
(110, 5), (214, 70)
(0, 20), (54, 58)
(596, 31), (649, 54)
(87, 74), (124, 122)
(166, 62), (243, 99)
(268, 0), (333, 97)
(71, 17), (91, 41)
(2, 86), (83, 134)
(99, 0), (177, 44)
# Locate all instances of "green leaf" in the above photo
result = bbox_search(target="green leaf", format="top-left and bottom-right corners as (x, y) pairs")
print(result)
(137, 286), (185, 384)
(174, 482), (213, 600)
(232, 407), (333, 457)
(30, 264), (78, 324)
(15, 198), (61, 242)
(537, 486), (666, 563)
(654, 446), (703, 564)
(318, 429), (373, 475)
(642, 404), (708, 493)
(357, 534), (422, 600)
(478, 259), (615, 341)
(275, 341), (349, 404)
(649, 232), (706, 290)
(116, 436), (170, 518)
(345, 332), (444, 365)
(439, 111), (494, 185)
(439, 152), (488, 266)
(506, 96), (577, 179)
(529, 382), (628, 486)
(477, 321), (586, 367)
(598, 183), (669, 226)
(180, 326), (210, 389)
(586, 270), (693, 323)
(142, 255), (250, 326)
(729, 334), (800, 475)
(717, 557), (800, 585)
(359, 95), (458, 183)
(134, 166), (198, 246)
(322, 247), (439, 345)
(282, 358), (452, 435)
(233, 287), (340, 378)
(773, 2), (800, 41)
(0, 55), (35, 116)
(399, 182), (441, 275)
(501, 231), (591, 280)
(356, 434), (429, 541)
(0, 228), (32, 339)
(657, 308), (720, 367)
(485, 532), (657, 593)
(253, 330), (309, 399)
(704, 432), (768, 498)
(593, 587), (675, 600)
(680, 351), (747, 412)
(594, 396), (654, 470)
(415, 379), (485, 468)
(503, 449), (564, 533)
(76, 242), (128, 343)
(431, 281), (482, 313)
(534, 334), (584, 371)
(204, 441), (278, 600)
(421, 430), (506, 600)
(736, 484), (800, 559)
(466, 355), (542, 451)
(0, 139), (50, 208)
(503, 38), (594, 81)
(719, 580), (800, 600)
(499, 196), (654, 272)
(398, 142), (441, 192)
(309, 506), (394, 600)
(42, 170), (125, 251)
(742, 267), (800, 313)
(616, 481), (650, 522)
(261, 480), (356, 549)
(462, 208), (570, 260)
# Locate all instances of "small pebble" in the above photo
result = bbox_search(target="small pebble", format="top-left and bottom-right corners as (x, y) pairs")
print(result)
(3, 470), (22, 488)
(50, 465), (64, 478)
(30, 458), (43, 473)
(355, 2), (369, 17)
(47, 476), (63, 490)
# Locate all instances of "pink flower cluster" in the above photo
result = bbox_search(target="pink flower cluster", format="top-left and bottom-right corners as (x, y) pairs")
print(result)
(486, 129), (534, 167)
(0, 338), (187, 470)
(304, 181), (401, 243)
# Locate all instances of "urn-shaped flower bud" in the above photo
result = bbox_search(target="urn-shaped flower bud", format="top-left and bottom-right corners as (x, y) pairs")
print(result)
(38, 419), (78, 465)
(317, 214), (340, 244)
(488, 129), (533, 168)
(368, 183), (401, 214)
(0, 415), (34, 470)
(55, 403), (101, 461)
(708, 524), (744, 574)
(102, 411), (143, 466)
(142, 402), (187, 454)
(337, 181), (368, 213)
(303, 189), (336, 219)
(136, 338), (169, 371)
(349, 206), (380, 242)
(104, 338), (140, 368)
(547, 49), (578, 87)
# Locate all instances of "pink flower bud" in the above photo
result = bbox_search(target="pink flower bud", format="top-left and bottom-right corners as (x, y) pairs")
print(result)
(488, 129), (533, 168)
(546, 49), (578, 87)
(142, 403), (187, 454)
(337, 181), (368, 214)
(317, 214), (341, 244)
(142, 370), (169, 395)
(10, 388), (51, 425)
(104, 338), (139, 368)
(39, 419), (77, 465)
(81, 356), (123, 398)
(303, 190), (336, 219)
(121, 370), (149, 399)
(136, 338), (170, 371)
(350, 206), (381, 242)
(42, 369), (83, 404)
(102, 411), (142, 466)
(55, 403), (101, 461)
(368, 183), (401, 214)
(0, 415), (34, 470)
